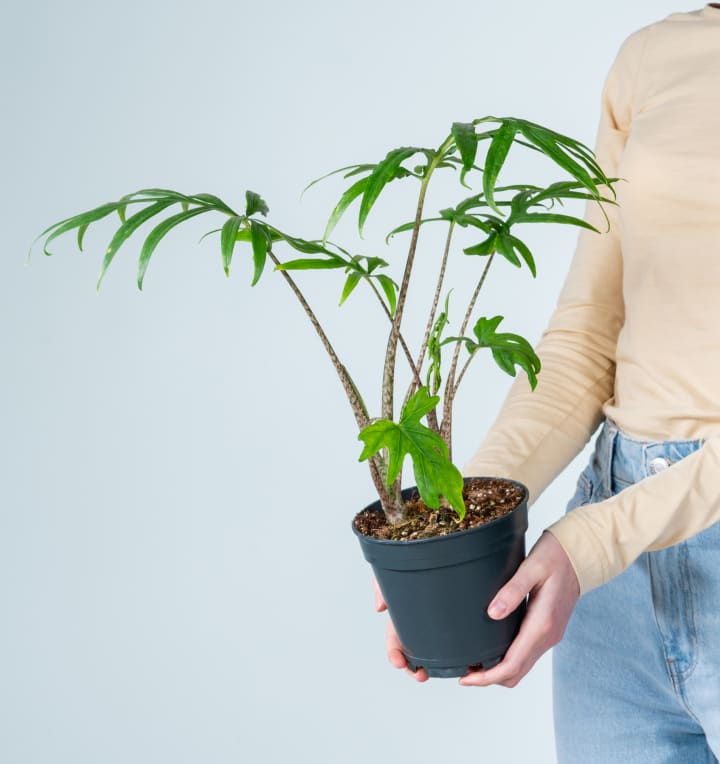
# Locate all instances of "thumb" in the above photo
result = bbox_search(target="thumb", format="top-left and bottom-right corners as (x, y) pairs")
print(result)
(487, 564), (534, 620)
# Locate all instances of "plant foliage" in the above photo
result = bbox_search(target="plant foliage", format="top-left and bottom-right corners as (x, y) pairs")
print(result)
(30, 116), (620, 523)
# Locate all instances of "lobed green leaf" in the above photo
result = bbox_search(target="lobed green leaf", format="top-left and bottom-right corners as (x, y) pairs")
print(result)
(357, 387), (465, 517)
(471, 316), (541, 389)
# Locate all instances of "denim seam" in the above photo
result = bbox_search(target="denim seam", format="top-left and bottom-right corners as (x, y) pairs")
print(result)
(676, 543), (699, 683)
(648, 545), (699, 690)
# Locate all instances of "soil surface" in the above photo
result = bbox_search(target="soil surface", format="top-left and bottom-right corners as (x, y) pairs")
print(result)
(353, 477), (525, 541)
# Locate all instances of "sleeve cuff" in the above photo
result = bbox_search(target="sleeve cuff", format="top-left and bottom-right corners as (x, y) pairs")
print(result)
(544, 511), (611, 597)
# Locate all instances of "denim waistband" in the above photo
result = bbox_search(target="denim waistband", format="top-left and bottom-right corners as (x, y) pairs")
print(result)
(593, 418), (705, 494)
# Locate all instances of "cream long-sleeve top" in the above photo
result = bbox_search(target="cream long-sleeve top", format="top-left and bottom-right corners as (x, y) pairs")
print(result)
(463, 4), (720, 597)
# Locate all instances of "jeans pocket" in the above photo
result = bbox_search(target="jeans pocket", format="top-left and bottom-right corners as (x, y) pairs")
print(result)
(565, 463), (596, 514)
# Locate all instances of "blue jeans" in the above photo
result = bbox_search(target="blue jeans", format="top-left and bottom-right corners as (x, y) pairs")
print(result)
(552, 417), (720, 763)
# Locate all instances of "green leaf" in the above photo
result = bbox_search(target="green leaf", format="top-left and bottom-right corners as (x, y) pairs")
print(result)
(496, 229), (521, 269)
(97, 199), (178, 290)
(507, 233), (536, 277)
(451, 122), (478, 188)
(471, 316), (541, 389)
(472, 315), (504, 342)
(426, 292), (451, 395)
(517, 124), (599, 199)
(137, 206), (209, 290)
(274, 256), (347, 270)
(361, 256), (387, 274)
(77, 223), (89, 251)
(245, 190), (269, 217)
(510, 211), (601, 233)
(454, 185), (538, 215)
(463, 232), (497, 256)
(454, 214), (491, 233)
(301, 163), (374, 197)
(323, 176), (368, 244)
(117, 193), (132, 223)
(384, 217), (443, 244)
(220, 215), (245, 276)
(120, 188), (194, 202)
(249, 219), (271, 285)
(234, 227), (283, 244)
(191, 193), (236, 215)
(339, 272), (361, 306)
(36, 202), (123, 257)
(265, 224), (340, 257)
(509, 188), (536, 218)
(357, 387), (465, 518)
(358, 147), (419, 236)
(376, 274), (398, 315)
(483, 121), (517, 216)
(441, 334), (477, 353)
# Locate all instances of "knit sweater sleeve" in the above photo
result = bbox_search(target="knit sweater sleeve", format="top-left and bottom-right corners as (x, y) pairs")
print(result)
(461, 28), (649, 592)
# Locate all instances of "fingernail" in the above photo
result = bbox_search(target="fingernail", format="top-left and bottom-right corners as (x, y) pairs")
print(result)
(488, 600), (507, 618)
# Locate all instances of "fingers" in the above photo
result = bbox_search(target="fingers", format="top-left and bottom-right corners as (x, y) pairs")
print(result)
(459, 593), (551, 688)
(486, 550), (544, 620)
(385, 617), (428, 682)
(372, 577), (426, 681)
(459, 532), (580, 689)
(385, 618), (406, 668)
(487, 573), (531, 620)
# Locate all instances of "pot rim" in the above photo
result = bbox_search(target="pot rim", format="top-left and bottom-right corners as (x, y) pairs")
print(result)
(351, 475), (529, 547)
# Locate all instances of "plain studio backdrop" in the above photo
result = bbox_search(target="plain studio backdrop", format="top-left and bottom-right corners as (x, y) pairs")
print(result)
(0, 1), (692, 762)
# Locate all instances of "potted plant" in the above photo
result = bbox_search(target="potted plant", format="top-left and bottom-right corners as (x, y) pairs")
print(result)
(30, 116), (618, 678)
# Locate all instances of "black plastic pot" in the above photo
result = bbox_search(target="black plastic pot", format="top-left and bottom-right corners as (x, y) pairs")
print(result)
(353, 477), (529, 678)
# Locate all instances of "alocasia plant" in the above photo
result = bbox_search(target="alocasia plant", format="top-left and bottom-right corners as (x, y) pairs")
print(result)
(30, 116), (618, 526)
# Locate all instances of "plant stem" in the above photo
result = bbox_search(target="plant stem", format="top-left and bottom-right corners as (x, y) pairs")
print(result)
(268, 249), (397, 516)
(453, 351), (475, 393)
(402, 220), (455, 411)
(270, 251), (369, 425)
(366, 279), (425, 397)
(380, 137), (453, 425)
(440, 251), (496, 455)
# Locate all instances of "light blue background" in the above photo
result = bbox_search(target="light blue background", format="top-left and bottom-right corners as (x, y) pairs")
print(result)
(1, 2), (690, 762)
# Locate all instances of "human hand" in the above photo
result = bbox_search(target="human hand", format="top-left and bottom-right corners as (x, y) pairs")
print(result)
(459, 529), (580, 688)
(372, 578), (429, 682)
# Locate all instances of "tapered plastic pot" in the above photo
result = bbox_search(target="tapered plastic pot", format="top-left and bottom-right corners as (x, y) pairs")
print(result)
(353, 477), (529, 678)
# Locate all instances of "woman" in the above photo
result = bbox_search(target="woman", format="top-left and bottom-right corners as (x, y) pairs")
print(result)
(376, 4), (720, 760)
